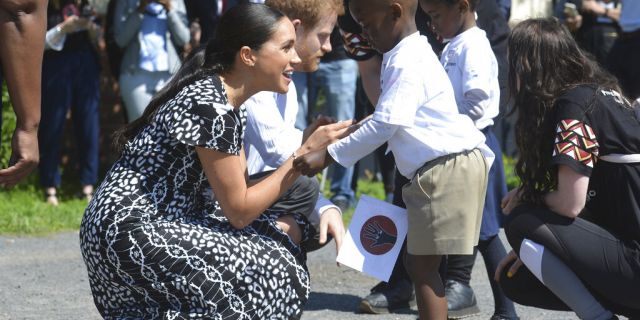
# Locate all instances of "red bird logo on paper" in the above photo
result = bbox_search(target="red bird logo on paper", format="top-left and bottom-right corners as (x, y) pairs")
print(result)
(360, 215), (398, 255)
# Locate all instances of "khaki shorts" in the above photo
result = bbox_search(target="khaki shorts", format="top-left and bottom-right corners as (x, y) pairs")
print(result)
(402, 148), (489, 255)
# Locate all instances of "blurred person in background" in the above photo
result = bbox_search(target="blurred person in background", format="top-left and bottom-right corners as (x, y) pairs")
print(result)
(607, 0), (640, 103)
(555, 0), (620, 66)
(113, 0), (190, 122)
(39, 0), (102, 205)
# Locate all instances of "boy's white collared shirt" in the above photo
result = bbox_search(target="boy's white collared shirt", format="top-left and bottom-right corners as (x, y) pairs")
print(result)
(440, 26), (500, 130)
(329, 32), (492, 179)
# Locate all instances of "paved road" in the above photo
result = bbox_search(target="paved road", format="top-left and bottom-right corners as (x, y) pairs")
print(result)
(0, 232), (581, 320)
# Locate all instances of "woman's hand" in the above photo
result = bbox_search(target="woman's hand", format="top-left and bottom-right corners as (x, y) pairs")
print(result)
(318, 208), (345, 258)
(293, 149), (333, 177)
(501, 188), (522, 215)
(302, 115), (335, 144)
(60, 15), (91, 33)
(494, 250), (523, 282)
(298, 120), (357, 154)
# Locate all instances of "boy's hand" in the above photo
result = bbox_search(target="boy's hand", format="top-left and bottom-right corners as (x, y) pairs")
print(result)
(293, 149), (334, 177)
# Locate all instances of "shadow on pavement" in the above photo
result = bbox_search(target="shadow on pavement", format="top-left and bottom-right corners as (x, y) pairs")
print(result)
(304, 291), (418, 316)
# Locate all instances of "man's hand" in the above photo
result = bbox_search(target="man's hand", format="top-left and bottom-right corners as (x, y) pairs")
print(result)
(0, 128), (39, 188)
(318, 208), (345, 257)
(293, 148), (333, 177)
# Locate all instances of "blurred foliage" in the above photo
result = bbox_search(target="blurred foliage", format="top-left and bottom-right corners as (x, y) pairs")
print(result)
(503, 155), (520, 189)
(1, 83), (16, 168)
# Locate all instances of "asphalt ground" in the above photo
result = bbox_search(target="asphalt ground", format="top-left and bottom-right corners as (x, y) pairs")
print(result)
(0, 231), (583, 320)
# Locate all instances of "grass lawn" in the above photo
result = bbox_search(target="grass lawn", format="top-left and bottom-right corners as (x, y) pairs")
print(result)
(0, 176), (383, 236)
(0, 176), (89, 235)
(0, 156), (517, 235)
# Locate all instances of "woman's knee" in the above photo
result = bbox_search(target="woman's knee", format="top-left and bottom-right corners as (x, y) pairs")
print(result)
(276, 215), (302, 245)
(504, 205), (546, 253)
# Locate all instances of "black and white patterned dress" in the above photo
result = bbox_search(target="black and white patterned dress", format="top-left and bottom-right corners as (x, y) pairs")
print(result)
(79, 75), (311, 319)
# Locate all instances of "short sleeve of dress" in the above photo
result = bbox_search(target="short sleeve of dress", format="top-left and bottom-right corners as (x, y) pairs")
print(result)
(551, 92), (600, 177)
(166, 77), (245, 155)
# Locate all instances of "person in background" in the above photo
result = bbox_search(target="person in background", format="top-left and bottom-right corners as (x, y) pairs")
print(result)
(607, 0), (640, 103)
(113, 0), (190, 122)
(555, 0), (620, 66)
(496, 0), (510, 20)
(496, 18), (640, 320)
(38, 0), (102, 205)
(0, 0), (47, 188)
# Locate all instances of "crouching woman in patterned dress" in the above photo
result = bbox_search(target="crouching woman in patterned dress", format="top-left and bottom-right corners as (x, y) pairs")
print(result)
(79, 3), (354, 319)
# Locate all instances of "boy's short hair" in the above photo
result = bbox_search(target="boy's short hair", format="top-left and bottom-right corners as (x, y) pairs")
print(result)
(265, 0), (344, 29)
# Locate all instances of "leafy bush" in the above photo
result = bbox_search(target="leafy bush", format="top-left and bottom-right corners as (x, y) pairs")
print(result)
(1, 83), (16, 167)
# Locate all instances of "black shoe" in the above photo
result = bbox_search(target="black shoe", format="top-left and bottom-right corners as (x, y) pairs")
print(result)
(445, 280), (480, 319)
(359, 279), (415, 314)
(490, 315), (520, 320)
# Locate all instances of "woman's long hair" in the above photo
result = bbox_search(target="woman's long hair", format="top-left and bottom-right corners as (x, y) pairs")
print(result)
(113, 3), (285, 151)
(508, 18), (621, 204)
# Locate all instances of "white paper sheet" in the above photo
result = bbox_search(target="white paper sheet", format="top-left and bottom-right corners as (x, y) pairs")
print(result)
(336, 195), (408, 282)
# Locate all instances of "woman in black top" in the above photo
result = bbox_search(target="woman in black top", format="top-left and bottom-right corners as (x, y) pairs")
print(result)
(497, 18), (640, 319)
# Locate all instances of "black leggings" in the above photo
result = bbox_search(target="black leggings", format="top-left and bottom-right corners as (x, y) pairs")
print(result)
(499, 204), (640, 318)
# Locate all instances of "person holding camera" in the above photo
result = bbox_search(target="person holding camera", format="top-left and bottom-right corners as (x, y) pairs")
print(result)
(39, 0), (103, 205)
(113, 0), (190, 122)
(554, 0), (620, 66)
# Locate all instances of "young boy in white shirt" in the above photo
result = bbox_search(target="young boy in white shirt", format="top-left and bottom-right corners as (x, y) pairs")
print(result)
(420, 0), (519, 319)
(294, 0), (492, 318)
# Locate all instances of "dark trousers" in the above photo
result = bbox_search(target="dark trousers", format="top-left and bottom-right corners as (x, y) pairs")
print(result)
(499, 205), (640, 318)
(249, 171), (321, 250)
(39, 50), (100, 188)
(607, 30), (640, 100)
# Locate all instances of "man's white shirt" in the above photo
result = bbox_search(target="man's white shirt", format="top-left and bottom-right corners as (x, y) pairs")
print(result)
(243, 82), (340, 226)
(440, 26), (500, 130)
